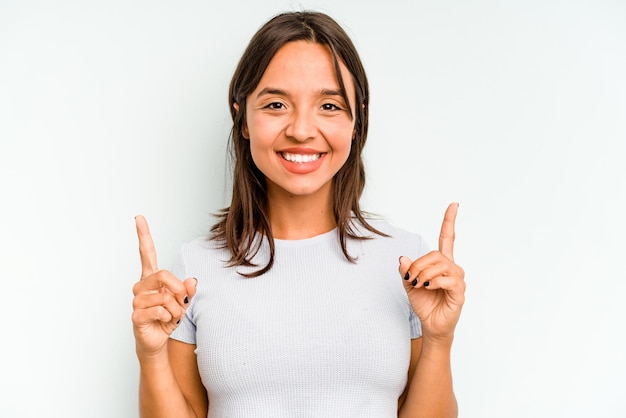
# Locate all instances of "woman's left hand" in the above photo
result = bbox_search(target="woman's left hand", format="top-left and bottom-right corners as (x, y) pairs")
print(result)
(399, 202), (466, 341)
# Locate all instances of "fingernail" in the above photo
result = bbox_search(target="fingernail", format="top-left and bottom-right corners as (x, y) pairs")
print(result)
(403, 272), (410, 281)
(192, 278), (198, 287)
(424, 281), (430, 287)
(184, 295), (189, 304)
(411, 278), (418, 286)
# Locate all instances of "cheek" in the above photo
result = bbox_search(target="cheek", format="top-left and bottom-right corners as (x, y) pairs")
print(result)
(248, 139), (271, 169)
(247, 114), (283, 143)
(247, 131), (279, 173)
(324, 122), (356, 153)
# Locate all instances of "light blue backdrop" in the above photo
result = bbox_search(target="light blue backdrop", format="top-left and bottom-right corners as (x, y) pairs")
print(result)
(1, 0), (624, 416)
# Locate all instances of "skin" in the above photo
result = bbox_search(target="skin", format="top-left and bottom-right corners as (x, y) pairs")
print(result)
(397, 202), (464, 418)
(132, 216), (205, 418)
(239, 41), (357, 239)
(131, 40), (465, 418)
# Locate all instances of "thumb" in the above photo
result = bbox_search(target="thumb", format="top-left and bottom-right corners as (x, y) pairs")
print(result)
(183, 277), (198, 303)
(398, 255), (416, 290)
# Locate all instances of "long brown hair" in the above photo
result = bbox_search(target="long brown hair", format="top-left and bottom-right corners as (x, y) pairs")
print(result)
(211, 11), (386, 277)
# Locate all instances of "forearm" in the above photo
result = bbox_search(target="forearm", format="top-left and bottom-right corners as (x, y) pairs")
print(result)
(398, 337), (458, 418)
(138, 349), (197, 418)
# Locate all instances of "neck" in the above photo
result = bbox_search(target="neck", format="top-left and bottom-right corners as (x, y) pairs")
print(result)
(267, 185), (336, 240)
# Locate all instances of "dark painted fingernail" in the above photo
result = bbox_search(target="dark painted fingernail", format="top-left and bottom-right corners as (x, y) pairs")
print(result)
(403, 272), (410, 281)
(424, 281), (430, 287)
(184, 295), (189, 304)
(411, 278), (418, 286)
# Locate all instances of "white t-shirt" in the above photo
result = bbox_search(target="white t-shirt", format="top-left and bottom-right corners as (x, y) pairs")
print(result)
(170, 219), (428, 417)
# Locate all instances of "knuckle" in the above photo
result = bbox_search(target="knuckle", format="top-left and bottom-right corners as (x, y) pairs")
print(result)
(154, 270), (182, 289)
(155, 306), (171, 321)
(161, 292), (175, 305)
(428, 250), (444, 260)
(440, 230), (456, 240)
(132, 281), (142, 295)
(154, 269), (175, 284)
(131, 310), (140, 324)
(131, 309), (149, 325)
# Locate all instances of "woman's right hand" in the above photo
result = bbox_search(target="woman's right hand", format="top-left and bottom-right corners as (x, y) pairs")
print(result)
(131, 215), (197, 358)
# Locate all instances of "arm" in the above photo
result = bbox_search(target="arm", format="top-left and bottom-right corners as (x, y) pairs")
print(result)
(132, 216), (206, 418)
(137, 340), (208, 418)
(398, 337), (457, 418)
(397, 203), (465, 418)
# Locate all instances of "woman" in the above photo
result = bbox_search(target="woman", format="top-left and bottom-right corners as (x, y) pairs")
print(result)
(132, 11), (465, 418)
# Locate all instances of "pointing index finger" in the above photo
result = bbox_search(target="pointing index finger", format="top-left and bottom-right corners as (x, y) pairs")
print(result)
(438, 202), (459, 260)
(135, 215), (158, 279)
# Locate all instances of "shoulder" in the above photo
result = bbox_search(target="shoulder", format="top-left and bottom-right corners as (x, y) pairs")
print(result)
(169, 235), (244, 285)
(354, 215), (431, 259)
(355, 214), (424, 242)
(182, 235), (223, 251)
(172, 236), (230, 269)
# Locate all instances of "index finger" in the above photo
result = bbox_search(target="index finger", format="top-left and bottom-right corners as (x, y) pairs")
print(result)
(438, 202), (459, 260)
(135, 215), (158, 278)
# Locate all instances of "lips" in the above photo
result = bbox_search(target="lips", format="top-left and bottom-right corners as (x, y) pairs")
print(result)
(277, 148), (326, 174)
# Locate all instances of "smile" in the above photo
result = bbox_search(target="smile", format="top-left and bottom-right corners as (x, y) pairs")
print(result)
(280, 152), (323, 163)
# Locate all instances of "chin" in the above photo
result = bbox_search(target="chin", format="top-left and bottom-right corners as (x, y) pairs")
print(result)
(271, 181), (333, 199)
(286, 187), (326, 197)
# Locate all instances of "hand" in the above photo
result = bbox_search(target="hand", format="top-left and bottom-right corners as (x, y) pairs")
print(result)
(131, 215), (197, 357)
(399, 203), (465, 341)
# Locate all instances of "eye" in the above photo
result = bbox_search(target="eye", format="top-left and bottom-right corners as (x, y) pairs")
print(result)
(321, 103), (342, 111)
(264, 102), (285, 110)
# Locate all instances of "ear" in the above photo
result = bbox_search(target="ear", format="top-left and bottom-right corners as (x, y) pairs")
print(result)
(233, 102), (249, 139)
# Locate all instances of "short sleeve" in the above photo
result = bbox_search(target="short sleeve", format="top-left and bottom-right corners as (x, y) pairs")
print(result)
(169, 242), (197, 344)
(409, 310), (422, 339)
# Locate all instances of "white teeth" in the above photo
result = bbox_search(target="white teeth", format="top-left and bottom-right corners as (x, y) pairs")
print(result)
(281, 152), (321, 163)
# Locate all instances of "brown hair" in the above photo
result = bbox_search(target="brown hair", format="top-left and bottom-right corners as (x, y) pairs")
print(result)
(211, 11), (386, 277)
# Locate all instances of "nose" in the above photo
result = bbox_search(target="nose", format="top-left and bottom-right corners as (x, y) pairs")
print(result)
(285, 109), (317, 142)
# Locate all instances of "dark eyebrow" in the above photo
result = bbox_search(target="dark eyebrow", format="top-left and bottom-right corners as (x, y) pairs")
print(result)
(256, 87), (344, 99)
(320, 89), (343, 97)
(256, 88), (287, 98)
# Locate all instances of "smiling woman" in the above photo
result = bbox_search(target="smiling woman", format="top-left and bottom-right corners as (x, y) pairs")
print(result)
(244, 41), (356, 231)
(216, 12), (381, 276)
(131, 10), (464, 418)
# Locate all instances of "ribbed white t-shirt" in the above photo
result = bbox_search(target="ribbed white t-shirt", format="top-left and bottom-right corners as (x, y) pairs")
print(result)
(170, 219), (428, 417)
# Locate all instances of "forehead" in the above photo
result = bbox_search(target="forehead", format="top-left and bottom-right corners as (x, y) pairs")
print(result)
(254, 41), (355, 97)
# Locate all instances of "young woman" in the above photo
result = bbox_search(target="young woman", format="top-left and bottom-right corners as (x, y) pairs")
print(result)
(132, 11), (465, 418)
